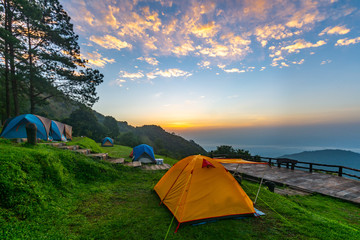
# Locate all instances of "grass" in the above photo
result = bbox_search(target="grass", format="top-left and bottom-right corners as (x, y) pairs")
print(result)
(101, 143), (179, 165)
(67, 136), (104, 153)
(1, 139), (359, 239)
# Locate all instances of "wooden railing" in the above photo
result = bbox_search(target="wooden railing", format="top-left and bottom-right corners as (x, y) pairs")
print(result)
(260, 157), (360, 180)
(211, 154), (360, 180)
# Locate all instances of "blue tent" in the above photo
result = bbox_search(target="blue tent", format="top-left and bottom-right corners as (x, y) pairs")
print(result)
(132, 144), (156, 164)
(0, 114), (52, 140)
(101, 137), (114, 147)
(50, 120), (67, 141)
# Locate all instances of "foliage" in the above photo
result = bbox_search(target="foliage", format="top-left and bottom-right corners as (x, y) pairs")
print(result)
(210, 145), (261, 161)
(0, 142), (359, 239)
(134, 125), (207, 158)
(63, 106), (106, 142)
(116, 131), (141, 148)
(0, 0), (103, 120)
(103, 116), (120, 139)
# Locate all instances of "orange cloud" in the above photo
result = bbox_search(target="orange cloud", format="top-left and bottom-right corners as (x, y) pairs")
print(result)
(84, 51), (115, 68)
(319, 25), (350, 36)
(137, 56), (159, 66)
(171, 42), (196, 56)
(335, 36), (360, 46)
(89, 35), (132, 50)
(285, 1), (324, 28)
(281, 39), (326, 53)
(255, 24), (300, 46)
(191, 21), (218, 38)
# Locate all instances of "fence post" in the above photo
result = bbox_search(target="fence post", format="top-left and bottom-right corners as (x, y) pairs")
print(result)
(309, 163), (312, 173)
(291, 162), (295, 170)
(338, 167), (343, 177)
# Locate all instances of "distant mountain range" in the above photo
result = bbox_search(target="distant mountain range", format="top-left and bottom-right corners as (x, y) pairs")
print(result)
(280, 149), (360, 169)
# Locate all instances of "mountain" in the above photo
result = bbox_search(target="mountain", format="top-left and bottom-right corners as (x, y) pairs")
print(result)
(134, 125), (207, 158)
(280, 149), (360, 169)
(93, 112), (207, 158)
(30, 98), (207, 159)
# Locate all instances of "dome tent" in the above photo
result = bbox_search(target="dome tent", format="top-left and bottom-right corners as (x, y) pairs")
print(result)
(132, 144), (156, 164)
(50, 120), (67, 141)
(1, 114), (52, 141)
(154, 155), (257, 231)
(101, 137), (114, 147)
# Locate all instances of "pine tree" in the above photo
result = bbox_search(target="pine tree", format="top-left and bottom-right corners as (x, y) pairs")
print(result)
(1, 0), (103, 119)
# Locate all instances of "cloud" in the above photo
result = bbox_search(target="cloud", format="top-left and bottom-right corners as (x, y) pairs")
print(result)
(319, 25), (350, 36)
(335, 37), (360, 46)
(217, 64), (226, 69)
(197, 61), (211, 69)
(113, 79), (126, 87)
(119, 70), (144, 80)
(273, 56), (284, 62)
(321, 59), (332, 65)
(146, 72), (157, 79)
(255, 24), (301, 46)
(89, 35), (132, 50)
(281, 62), (289, 67)
(191, 21), (218, 38)
(260, 67), (266, 71)
(62, 0), (353, 70)
(223, 68), (245, 73)
(285, 0), (325, 28)
(171, 42), (196, 56)
(83, 51), (115, 68)
(281, 39), (326, 53)
(152, 68), (192, 78)
(137, 56), (159, 65)
(292, 59), (305, 65)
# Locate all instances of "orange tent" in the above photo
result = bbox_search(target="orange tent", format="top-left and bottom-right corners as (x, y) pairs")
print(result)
(154, 155), (256, 231)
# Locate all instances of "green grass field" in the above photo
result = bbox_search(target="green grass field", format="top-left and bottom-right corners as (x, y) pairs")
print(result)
(1, 138), (359, 239)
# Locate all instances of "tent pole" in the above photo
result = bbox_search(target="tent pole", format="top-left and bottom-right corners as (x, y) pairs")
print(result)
(254, 167), (266, 205)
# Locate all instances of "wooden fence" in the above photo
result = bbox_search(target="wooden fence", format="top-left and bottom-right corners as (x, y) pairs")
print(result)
(261, 157), (360, 180)
(212, 154), (360, 180)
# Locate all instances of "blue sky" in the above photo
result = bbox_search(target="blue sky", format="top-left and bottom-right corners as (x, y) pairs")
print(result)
(60, 0), (360, 151)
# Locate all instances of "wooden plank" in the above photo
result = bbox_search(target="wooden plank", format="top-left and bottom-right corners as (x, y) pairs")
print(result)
(223, 163), (360, 204)
(73, 149), (91, 155)
(107, 158), (125, 164)
(88, 153), (108, 160)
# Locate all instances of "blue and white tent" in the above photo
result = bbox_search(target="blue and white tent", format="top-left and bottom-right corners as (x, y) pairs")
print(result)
(50, 120), (67, 141)
(101, 137), (114, 147)
(132, 144), (156, 164)
(0, 114), (52, 140)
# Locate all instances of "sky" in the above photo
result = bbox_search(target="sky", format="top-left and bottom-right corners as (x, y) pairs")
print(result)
(60, 0), (360, 154)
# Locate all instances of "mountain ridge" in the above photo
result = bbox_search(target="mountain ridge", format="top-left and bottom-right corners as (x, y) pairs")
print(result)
(34, 98), (207, 158)
(280, 149), (360, 169)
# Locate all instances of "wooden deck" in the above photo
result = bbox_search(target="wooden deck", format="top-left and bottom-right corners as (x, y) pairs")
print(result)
(223, 163), (360, 204)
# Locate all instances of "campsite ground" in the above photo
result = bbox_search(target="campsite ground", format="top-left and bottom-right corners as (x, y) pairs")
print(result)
(0, 137), (359, 239)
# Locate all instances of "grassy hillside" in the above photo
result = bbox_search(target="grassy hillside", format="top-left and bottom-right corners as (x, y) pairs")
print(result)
(1, 139), (359, 239)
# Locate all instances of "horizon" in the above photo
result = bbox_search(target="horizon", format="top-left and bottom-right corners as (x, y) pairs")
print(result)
(60, 0), (360, 151)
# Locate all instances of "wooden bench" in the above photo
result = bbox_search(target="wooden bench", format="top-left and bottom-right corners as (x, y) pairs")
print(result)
(276, 158), (298, 170)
